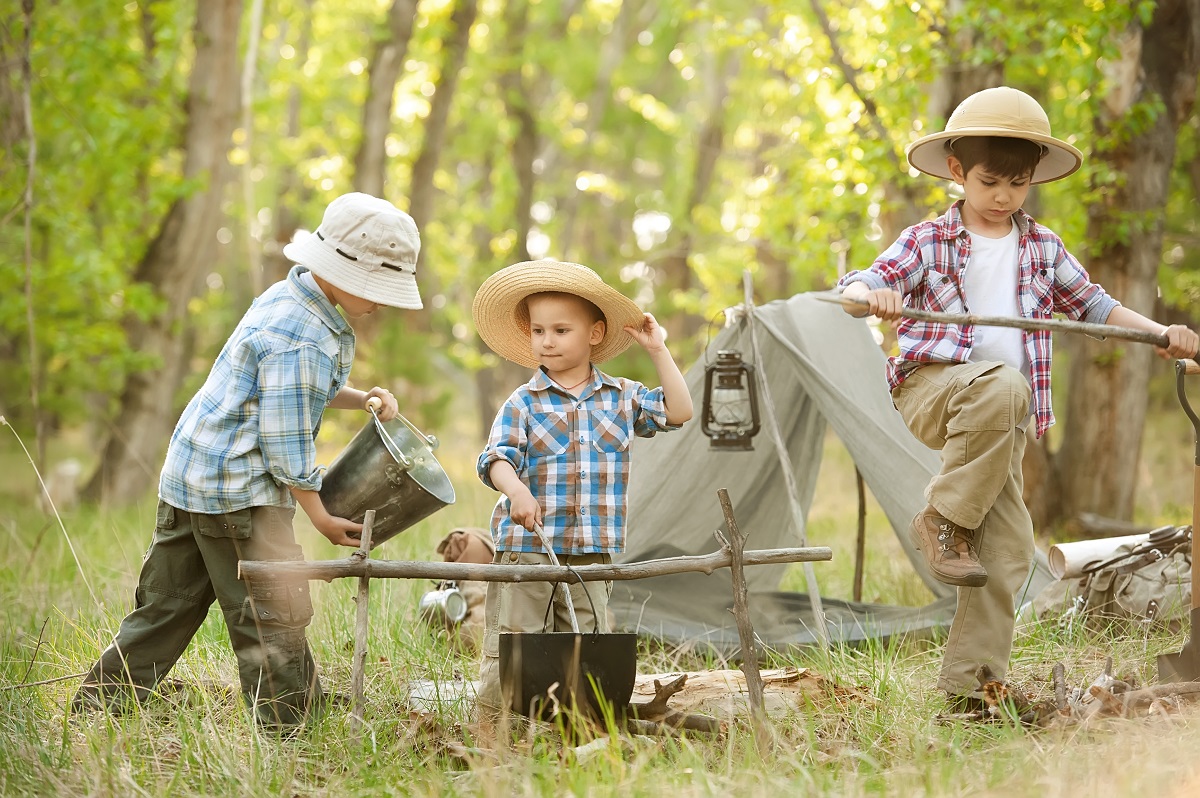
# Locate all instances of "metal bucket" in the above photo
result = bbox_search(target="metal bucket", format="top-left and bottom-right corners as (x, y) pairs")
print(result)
(498, 631), (638, 721)
(318, 411), (455, 547)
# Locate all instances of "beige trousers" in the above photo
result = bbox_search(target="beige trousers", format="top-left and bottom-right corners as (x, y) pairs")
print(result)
(892, 361), (1036, 694)
(476, 550), (612, 716)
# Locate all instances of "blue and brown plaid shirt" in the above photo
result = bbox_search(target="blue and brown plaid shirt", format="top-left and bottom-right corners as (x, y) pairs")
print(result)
(478, 366), (678, 555)
(159, 266), (354, 513)
(838, 201), (1119, 438)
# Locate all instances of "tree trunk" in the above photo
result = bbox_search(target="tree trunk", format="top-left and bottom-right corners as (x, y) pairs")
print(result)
(263, 0), (316, 290)
(658, 46), (740, 348)
(498, 0), (536, 266)
(352, 0), (419, 198)
(85, 0), (243, 505)
(1055, 1), (1200, 525)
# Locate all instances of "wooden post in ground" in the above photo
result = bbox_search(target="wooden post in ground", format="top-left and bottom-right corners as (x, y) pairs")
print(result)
(349, 509), (375, 739)
(853, 467), (866, 602)
(716, 488), (773, 751)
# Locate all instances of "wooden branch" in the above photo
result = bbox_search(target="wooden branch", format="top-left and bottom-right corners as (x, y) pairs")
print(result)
(628, 674), (688, 721)
(717, 488), (773, 752)
(238, 545), (833, 584)
(815, 292), (1170, 348)
(1052, 663), (1067, 711)
(349, 510), (376, 739)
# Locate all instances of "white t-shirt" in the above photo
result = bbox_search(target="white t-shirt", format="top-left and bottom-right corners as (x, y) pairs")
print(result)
(963, 221), (1029, 380)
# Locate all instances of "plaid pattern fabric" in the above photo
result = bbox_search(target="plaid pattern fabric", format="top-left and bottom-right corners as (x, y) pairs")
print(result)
(478, 367), (678, 555)
(159, 266), (354, 513)
(838, 202), (1118, 438)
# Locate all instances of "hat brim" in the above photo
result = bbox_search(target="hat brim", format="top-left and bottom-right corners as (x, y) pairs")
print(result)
(283, 234), (423, 310)
(906, 128), (1083, 185)
(472, 260), (645, 369)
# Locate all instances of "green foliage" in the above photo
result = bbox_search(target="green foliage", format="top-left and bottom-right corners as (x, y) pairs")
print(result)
(1, 0), (1196, 447)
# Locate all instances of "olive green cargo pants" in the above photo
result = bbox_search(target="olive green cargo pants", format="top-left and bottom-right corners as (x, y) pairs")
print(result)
(73, 501), (324, 727)
(891, 361), (1037, 696)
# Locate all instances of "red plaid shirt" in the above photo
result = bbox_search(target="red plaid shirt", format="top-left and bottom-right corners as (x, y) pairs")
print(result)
(838, 202), (1119, 438)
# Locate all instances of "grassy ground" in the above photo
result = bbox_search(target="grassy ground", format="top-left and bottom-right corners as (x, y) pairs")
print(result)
(3, 401), (1200, 797)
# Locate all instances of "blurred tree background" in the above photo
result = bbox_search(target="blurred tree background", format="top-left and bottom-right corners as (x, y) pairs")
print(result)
(1, 0), (1197, 530)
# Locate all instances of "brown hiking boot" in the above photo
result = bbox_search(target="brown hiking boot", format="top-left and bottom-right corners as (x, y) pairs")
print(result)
(909, 506), (987, 587)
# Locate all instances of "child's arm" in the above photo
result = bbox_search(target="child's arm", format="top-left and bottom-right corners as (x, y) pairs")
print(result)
(329, 385), (399, 421)
(289, 487), (363, 547)
(625, 313), (693, 425)
(1104, 306), (1199, 359)
(487, 460), (542, 530)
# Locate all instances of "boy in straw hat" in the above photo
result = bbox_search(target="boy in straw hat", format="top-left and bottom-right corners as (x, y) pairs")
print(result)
(471, 258), (692, 723)
(73, 192), (422, 728)
(837, 86), (1198, 709)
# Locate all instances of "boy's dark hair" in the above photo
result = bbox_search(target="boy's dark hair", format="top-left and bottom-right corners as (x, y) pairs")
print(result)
(524, 291), (606, 325)
(949, 136), (1044, 180)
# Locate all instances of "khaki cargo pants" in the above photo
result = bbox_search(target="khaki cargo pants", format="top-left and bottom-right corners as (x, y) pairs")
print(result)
(891, 361), (1037, 695)
(476, 550), (612, 719)
(73, 501), (323, 727)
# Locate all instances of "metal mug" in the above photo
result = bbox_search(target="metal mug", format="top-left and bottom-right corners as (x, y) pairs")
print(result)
(419, 583), (468, 626)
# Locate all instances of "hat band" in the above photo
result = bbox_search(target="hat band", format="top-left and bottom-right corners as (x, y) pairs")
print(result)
(316, 230), (415, 274)
(946, 136), (1050, 159)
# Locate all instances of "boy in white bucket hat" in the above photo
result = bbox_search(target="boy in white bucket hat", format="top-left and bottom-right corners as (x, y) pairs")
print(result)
(470, 258), (693, 728)
(837, 87), (1199, 709)
(74, 192), (421, 729)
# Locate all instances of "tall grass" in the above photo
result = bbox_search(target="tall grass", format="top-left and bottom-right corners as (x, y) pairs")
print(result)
(3, 392), (1200, 796)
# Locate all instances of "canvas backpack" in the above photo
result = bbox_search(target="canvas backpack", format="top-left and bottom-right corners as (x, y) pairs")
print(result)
(1030, 525), (1192, 630)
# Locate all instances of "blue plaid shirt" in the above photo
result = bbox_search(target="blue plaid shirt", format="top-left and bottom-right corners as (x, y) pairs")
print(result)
(159, 266), (354, 513)
(478, 366), (678, 555)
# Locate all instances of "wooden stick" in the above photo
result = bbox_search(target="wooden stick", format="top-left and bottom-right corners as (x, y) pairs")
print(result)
(628, 674), (689, 721)
(814, 291), (1170, 347)
(348, 509), (375, 739)
(238, 545), (833, 585)
(717, 488), (773, 752)
(853, 467), (866, 603)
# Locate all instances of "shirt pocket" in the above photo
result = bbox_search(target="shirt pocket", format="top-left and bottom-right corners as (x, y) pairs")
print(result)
(591, 409), (631, 454)
(528, 411), (570, 458)
(1027, 267), (1054, 315)
(923, 269), (964, 314)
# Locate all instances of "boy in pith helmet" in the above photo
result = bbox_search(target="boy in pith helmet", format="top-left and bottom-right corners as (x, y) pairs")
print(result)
(470, 258), (692, 725)
(73, 193), (421, 728)
(837, 87), (1198, 708)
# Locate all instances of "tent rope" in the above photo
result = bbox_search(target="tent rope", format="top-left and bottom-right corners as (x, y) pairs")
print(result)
(743, 271), (831, 650)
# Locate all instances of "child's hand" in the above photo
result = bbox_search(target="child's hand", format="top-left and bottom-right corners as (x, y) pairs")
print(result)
(313, 512), (365, 548)
(1158, 325), (1200, 360)
(624, 312), (666, 354)
(858, 288), (905, 321)
(364, 386), (398, 421)
(508, 488), (543, 531)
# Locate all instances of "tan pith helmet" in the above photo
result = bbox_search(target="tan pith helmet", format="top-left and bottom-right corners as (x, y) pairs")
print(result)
(906, 86), (1083, 185)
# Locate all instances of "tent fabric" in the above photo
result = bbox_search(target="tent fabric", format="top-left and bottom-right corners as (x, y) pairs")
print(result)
(610, 292), (1054, 656)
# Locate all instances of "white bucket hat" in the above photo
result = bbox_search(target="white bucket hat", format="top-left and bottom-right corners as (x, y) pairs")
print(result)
(472, 259), (645, 369)
(283, 192), (423, 309)
(906, 86), (1083, 185)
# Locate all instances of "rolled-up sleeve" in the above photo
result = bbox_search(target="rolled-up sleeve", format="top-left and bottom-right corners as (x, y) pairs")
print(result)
(477, 399), (526, 490)
(258, 346), (335, 491)
(837, 230), (930, 296)
(1050, 236), (1120, 323)
(631, 383), (678, 437)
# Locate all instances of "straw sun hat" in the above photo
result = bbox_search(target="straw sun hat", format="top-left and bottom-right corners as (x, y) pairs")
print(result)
(472, 259), (645, 369)
(905, 86), (1083, 185)
(283, 192), (423, 309)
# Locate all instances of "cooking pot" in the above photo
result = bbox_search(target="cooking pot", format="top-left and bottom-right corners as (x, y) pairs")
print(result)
(499, 629), (638, 721)
(319, 407), (455, 547)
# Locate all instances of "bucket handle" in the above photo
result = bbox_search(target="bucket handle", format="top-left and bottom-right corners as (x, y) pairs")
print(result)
(1178, 359), (1200, 466)
(539, 562), (601, 636)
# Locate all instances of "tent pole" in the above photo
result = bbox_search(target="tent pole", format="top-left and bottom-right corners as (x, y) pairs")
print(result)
(743, 271), (831, 649)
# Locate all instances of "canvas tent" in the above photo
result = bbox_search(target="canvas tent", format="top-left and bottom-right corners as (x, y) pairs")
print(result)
(609, 292), (1054, 656)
